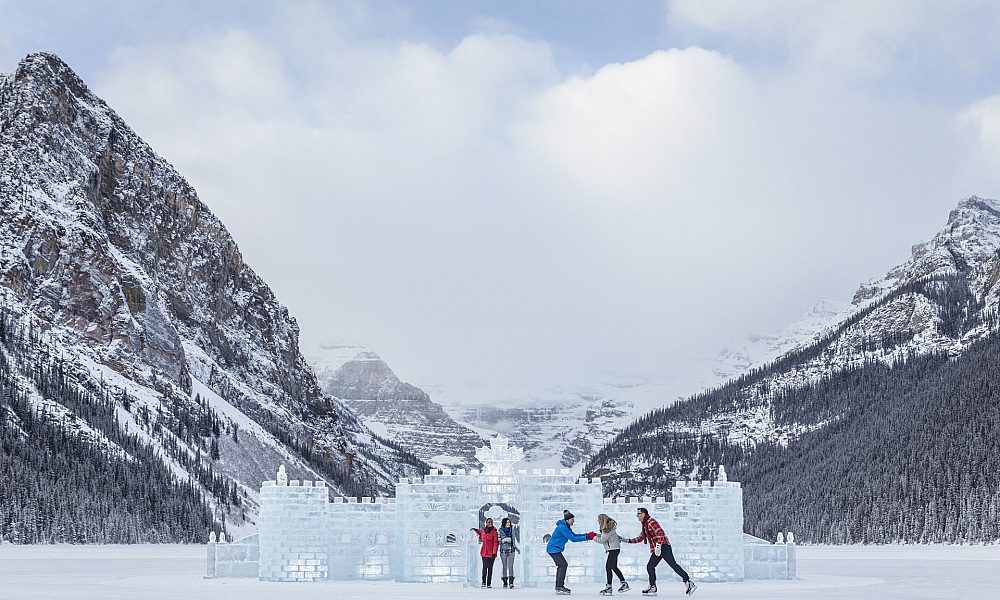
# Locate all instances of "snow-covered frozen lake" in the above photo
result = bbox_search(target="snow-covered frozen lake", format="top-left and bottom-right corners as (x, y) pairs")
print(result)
(0, 544), (997, 599)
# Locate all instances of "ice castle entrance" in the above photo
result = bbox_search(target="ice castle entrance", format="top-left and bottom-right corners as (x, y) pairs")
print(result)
(473, 502), (522, 586)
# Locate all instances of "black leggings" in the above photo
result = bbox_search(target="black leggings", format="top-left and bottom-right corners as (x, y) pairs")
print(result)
(605, 549), (626, 585)
(481, 555), (495, 585)
(548, 552), (568, 588)
(647, 544), (689, 584)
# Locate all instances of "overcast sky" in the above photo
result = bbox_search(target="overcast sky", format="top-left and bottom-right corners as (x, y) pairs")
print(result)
(3, 1), (1000, 397)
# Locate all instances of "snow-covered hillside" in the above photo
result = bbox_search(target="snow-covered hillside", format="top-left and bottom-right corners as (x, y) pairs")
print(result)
(0, 53), (424, 541)
(419, 300), (845, 470)
(582, 196), (1000, 544)
(305, 296), (844, 473)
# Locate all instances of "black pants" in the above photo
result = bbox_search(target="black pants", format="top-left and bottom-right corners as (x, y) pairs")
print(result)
(605, 549), (626, 585)
(481, 555), (495, 585)
(548, 552), (568, 588)
(647, 544), (689, 584)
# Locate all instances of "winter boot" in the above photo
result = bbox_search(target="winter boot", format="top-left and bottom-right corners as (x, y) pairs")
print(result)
(685, 581), (697, 596)
(600, 584), (613, 596)
(618, 582), (630, 593)
(641, 584), (657, 596)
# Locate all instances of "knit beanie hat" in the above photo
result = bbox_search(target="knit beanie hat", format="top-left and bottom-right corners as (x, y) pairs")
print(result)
(563, 510), (575, 521)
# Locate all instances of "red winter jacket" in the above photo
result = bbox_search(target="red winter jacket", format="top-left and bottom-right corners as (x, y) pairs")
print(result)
(475, 527), (499, 557)
(626, 515), (669, 552)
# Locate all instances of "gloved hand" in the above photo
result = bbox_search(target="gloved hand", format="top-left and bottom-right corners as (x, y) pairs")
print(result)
(654, 543), (662, 556)
(587, 531), (597, 540)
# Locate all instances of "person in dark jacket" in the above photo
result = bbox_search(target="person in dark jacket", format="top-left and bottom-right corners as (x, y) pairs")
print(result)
(472, 518), (500, 588)
(546, 510), (596, 595)
(498, 517), (519, 588)
(626, 507), (696, 596)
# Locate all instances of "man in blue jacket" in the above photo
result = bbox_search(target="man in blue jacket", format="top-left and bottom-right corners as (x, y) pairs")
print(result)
(546, 510), (596, 595)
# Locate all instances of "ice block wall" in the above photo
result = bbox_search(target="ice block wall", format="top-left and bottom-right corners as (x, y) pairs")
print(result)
(238, 446), (764, 586)
(258, 467), (330, 582)
(668, 475), (744, 582)
(206, 533), (259, 578)
(743, 533), (796, 580)
(327, 497), (396, 580)
(600, 496), (672, 581)
(517, 470), (604, 587)
(395, 470), (478, 583)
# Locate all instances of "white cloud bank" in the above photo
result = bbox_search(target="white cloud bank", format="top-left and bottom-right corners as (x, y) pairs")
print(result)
(85, 1), (1000, 397)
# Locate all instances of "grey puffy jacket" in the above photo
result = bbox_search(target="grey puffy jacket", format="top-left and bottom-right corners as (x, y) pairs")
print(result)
(594, 527), (623, 552)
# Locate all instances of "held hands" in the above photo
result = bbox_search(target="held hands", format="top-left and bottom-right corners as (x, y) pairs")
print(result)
(587, 531), (597, 540)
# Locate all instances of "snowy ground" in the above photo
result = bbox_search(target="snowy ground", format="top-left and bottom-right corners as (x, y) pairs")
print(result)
(0, 544), (998, 599)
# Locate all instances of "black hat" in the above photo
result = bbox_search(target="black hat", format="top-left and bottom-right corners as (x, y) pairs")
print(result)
(563, 510), (575, 521)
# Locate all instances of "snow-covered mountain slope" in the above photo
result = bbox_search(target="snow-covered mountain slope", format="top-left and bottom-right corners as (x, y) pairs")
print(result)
(586, 194), (1000, 475)
(712, 299), (848, 381)
(580, 196), (1000, 544)
(423, 300), (845, 471)
(0, 53), (424, 540)
(309, 343), (484, 469)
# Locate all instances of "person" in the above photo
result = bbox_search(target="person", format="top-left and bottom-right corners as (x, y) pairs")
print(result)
(625, 507), (696, 596)
(498, 517), (520, 589)
(594, 513), (628, 595)
(472, 518), (499, 588)
(546, 510), (597, 595)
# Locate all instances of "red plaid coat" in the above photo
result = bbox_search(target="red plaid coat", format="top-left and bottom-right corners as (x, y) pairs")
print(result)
(626, 515), (670, 552)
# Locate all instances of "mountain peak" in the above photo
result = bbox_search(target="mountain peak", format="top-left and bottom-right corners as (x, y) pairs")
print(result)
(13, 52), (92, 98)
(947, 195), (1000, 226)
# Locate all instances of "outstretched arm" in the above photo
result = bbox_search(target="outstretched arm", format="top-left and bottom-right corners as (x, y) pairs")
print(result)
(625, 531), (646, 544)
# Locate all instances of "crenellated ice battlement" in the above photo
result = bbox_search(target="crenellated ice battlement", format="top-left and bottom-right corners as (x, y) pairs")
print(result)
(210, 436), (793, 585)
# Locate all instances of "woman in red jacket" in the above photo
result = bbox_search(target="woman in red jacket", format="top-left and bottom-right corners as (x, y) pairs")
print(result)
(472, 517), (500, 588)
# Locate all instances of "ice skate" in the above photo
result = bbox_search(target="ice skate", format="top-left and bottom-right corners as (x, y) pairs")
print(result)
(618, 582), (630, 593)
(641, 584), (657, 596)
(556, 586), (572, 595)
(685, 581), (697, 595)
(599, 584), (613, 595)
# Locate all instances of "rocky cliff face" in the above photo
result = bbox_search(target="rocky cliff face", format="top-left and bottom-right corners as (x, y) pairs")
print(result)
(0, 53), (424, 533)
(310, 344), (484, 469)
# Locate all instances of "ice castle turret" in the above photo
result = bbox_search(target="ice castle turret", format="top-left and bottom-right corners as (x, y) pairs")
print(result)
(209, 438), (794, 584)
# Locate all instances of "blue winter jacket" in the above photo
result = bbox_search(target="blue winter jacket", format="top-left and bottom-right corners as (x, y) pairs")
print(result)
(546, 519), (588, 553)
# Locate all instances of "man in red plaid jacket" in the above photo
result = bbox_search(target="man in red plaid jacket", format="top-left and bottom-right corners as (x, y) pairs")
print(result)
(626, 507), (696, 596)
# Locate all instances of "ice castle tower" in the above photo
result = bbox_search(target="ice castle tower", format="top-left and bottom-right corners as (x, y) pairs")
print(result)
(209, 437), (793, 585)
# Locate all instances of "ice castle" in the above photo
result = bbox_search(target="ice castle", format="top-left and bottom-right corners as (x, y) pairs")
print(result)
(206, 435), (796, 585)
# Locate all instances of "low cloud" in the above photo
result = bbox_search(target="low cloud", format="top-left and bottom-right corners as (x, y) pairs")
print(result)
(81, 2), (1000, 397)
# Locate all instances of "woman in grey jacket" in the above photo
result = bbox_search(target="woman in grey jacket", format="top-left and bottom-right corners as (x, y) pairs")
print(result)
(594, 514), (629, 595)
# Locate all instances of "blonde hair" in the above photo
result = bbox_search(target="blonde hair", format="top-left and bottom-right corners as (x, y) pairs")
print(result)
(597, 513), (617, 533)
